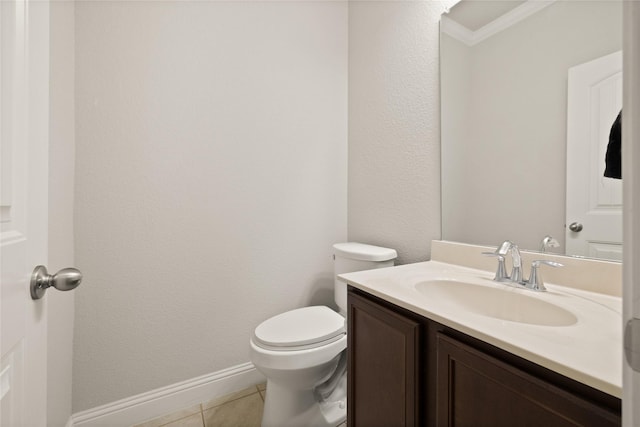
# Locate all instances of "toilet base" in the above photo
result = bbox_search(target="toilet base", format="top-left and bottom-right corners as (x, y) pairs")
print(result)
(261, 374), (346, 427)
(317, 372), (347, 426)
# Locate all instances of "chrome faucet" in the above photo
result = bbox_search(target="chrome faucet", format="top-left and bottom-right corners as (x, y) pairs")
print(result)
(506, 241), (523, 283)
(485, 240), (564, 292)
(483, 240), (522, 283)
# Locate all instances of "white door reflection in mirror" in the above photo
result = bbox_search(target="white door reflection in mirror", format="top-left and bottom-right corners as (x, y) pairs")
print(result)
(566, 51), (622, 260)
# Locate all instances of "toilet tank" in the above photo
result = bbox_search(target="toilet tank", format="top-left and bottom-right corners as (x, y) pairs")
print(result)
(332, 242), (397, 315)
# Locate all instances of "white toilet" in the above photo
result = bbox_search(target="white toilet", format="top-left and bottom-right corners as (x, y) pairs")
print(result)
(250, 242), (397, 427)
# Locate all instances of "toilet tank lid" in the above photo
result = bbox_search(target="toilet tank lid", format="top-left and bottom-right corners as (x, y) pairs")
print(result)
(333, 242), (397, 262)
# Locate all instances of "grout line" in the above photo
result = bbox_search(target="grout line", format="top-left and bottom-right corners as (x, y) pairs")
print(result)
(200, 408), (205, 427)
(257, 382), (266, 402)
(157, 412), (196, 427)
(203, 390), (261, 411)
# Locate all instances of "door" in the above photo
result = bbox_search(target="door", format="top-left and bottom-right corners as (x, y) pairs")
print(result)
(566, 51), (623, 261)
(1, 1), (50, 425)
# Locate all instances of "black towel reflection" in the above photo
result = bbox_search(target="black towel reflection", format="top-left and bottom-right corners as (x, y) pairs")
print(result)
(604, 110), (622, 179)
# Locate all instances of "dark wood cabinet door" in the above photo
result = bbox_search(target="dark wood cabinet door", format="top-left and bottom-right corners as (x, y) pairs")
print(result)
(348, 291), (421, 427)
(436, 333), (620, 427)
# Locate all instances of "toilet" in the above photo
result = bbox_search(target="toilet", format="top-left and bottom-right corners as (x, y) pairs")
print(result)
(250, 242), (397, 427)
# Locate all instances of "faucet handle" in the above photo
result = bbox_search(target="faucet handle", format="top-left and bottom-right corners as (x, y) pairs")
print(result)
(482, 252), (509, 282)
(524, 260), (563, 292)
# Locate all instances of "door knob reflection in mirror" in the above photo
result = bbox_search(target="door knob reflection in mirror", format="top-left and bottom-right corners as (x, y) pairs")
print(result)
(568, 222), (583, 232)
(30, 265), (82, 300)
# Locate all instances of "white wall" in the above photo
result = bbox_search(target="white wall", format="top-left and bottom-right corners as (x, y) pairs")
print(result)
(440, 35), (470, 249)
(347, 1), (443, 264)
(48, 1), (75, 425)
(441, 1), (622, 251)
(73, 1), (347, 411)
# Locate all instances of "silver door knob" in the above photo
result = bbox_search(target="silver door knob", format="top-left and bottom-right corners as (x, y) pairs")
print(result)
(568, 222), (583, 232)
(30, 265), (82, 300)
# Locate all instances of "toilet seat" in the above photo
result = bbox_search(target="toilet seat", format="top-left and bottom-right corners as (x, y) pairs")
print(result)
(253, 306), (345, 351)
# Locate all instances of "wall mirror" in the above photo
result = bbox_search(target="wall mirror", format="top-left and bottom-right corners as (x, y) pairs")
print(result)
(440, 0), (623, 261)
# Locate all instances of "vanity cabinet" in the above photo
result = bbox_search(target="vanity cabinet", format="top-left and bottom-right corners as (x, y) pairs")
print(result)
(347, 287), (621, 427)
(347, 290), (422, 427)
(437, 333), (619, 427)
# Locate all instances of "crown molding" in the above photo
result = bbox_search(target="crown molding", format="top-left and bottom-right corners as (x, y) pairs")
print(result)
(440, 15), (475, 46)
(441, 0), (557, 47)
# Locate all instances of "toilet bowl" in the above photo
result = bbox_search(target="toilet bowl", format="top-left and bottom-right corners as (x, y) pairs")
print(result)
(250, 243), (397, 427)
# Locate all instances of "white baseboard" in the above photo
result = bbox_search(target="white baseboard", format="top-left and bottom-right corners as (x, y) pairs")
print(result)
(70, 362), (265, 427)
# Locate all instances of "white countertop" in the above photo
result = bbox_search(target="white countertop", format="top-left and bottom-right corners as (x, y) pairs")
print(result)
(339, 260), (622, 398)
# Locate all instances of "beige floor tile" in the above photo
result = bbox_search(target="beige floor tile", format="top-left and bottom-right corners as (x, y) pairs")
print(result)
(163, 412), (204, 427)
(132, 404), (202, 427)
(203, 392), (263, 427)
(202, 386), (258, 411)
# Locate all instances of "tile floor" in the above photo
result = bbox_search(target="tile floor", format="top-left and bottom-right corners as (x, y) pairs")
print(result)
(132, 383), (347, 427)
(134, 384), (347, 427)
(132, 384), (266, 427)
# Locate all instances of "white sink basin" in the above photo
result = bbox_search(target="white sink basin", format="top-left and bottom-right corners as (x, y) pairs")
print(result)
(415, 280), (578, 326)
